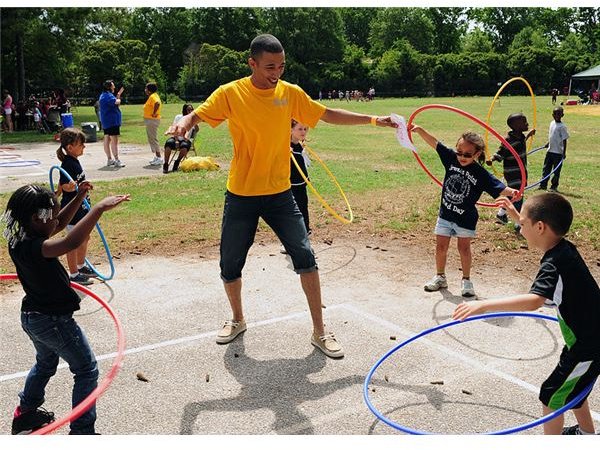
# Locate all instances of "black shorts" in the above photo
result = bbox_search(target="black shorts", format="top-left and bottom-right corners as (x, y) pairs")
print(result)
(103, 126), (120, 136)
(539, 346), (600, 410)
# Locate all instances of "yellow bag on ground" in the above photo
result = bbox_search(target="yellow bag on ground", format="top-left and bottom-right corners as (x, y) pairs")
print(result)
(179, 156), (220, 172)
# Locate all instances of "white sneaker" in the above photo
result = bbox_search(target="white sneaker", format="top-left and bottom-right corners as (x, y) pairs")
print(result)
(106, 159), (116, 166)
(114, 159), (126, 168)
(424, 274), (447, 292)
(149, 156), (163, 166)
(461, 279), (476, 297)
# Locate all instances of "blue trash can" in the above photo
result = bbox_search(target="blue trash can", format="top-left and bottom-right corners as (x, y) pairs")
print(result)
(61, 113), (74, 128)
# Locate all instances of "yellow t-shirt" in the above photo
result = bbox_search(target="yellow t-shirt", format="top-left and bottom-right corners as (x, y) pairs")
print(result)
(194, 77), (326, 196)
(143, 92), (161, 119)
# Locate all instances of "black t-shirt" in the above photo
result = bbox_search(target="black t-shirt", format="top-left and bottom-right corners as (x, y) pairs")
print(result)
(9, 236), (81, 315)
(437, 142), (505, 230)
(59, 154), (88, 224)
(494, 130), (528, 188)
(529, 239), (600, 359)
(290, 142), (308, 186)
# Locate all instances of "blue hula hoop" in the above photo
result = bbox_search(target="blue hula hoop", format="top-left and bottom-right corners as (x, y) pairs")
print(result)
(364, 312), (595, 435)
(49, 165), (115, 281)
(525, 156), (565, 191)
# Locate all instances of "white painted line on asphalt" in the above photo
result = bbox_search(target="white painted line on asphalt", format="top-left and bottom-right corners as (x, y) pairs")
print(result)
(341, 304), (600, 422)
(0, 305), (346, 383)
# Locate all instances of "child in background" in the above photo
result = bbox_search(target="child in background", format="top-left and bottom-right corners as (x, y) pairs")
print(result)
(3, 184), (129, 434)
(56, 128), (94, 285)
(489, 112), (535, 231)
(281, 119), (312, 255)
(453, 193), (600, 435)
(290, 119), (311, 235)
(540, 106), (569, 192)
(409, 124), (519, 297)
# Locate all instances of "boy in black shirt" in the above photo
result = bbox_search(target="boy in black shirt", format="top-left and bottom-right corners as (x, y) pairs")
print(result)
(453, 193), (600, 435)
(488, 113), (535, 230)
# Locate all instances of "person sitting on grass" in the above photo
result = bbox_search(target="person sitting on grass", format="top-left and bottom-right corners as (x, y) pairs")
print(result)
(453, 193), (600, 435)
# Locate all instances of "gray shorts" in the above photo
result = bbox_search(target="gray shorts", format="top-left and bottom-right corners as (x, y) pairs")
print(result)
(434, 217), (476, 238)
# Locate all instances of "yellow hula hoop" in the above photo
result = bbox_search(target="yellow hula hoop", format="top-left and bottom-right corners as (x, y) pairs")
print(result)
(484, 77), (537, 177)
(291, 145), (354, 224)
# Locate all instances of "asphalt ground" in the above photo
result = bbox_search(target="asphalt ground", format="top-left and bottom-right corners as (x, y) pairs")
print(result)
(1, 238), (598, 439)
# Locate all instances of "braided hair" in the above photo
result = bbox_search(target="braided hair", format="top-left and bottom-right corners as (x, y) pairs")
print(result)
(2, 184), (56, 248)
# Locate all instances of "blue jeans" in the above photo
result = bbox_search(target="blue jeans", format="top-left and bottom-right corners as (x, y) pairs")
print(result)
(220, 189), (317, 281)
(20, 312), (98, 434)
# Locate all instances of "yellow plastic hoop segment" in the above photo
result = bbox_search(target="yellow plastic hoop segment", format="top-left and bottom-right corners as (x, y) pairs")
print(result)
(291, 145), (354, 224)
(484, 77), (537, 176)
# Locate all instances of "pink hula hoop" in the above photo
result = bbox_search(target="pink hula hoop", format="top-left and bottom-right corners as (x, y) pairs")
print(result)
(0, 273), (126, 435)
(407, 104), (526, 208)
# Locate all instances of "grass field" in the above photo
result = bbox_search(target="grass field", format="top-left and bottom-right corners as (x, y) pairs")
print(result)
(1, 96), (599, 273)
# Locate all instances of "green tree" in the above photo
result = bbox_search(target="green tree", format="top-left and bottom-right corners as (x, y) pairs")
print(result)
(79, 39), (166, 99)
(426, 8), (468, 54)
(177, 43), (248, 97)
(337, 8), (373, 51)
(460, 29), (494, 53)
(369, 8), (436, 56)
(467, 7), (535, 52)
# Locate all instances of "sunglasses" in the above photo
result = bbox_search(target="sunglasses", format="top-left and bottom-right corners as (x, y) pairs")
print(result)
(455, 150), (475, 159)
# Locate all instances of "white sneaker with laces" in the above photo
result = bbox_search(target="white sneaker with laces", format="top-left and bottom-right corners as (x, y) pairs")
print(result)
(424, 274), (448, 292)
(149, 156), (163, 166)
(114, 159), (126, 168)
(461, 278), (476, 297)
(106, 159), (116, 166)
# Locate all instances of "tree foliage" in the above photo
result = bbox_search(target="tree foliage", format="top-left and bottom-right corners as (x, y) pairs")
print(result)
(1, 6), (598, 102)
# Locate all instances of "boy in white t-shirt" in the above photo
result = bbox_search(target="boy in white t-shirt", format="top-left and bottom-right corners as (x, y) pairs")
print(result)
(539, 107), (569, 192)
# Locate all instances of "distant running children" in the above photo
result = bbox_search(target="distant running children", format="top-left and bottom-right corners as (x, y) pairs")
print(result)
(489, 112), (535, 230)
(453, 193), (600, 435)
(3, 184), (129, 434)
(56, 127), (95, 285)
(409, 124), (519, 297)
(539, 106), (569, 192)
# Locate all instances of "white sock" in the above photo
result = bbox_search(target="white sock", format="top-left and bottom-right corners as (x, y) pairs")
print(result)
(77, 263), (85, 269)
(69, 272), (79, 278)
(579, 427), (595, 435)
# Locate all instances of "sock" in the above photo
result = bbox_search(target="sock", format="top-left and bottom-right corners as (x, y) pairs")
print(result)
(579, 427), (595, 435)
(173, 158), (181, 171)
(497, 208), (507, 217)
(69, 272), (79, 278)
(77, 263), (85, 270)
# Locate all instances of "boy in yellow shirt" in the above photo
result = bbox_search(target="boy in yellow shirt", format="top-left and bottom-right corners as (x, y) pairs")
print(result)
(167, 34), (396, 358)
(143, 82), (162, 166)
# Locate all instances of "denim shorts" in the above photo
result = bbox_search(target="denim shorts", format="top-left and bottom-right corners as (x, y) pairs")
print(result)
(220, 189), (316, 281)
(434, 217), (476, 238)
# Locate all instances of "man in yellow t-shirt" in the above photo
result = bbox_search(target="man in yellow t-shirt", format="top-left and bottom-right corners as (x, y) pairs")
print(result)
(167, 34), (396, 359)
(143, 82), (162, 166)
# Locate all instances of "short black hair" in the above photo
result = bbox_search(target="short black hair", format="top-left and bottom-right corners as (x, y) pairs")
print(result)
(103, 80), (114, 91)
(145, 82), (158, 93)
(250, 34), (284, 59)
(525, 193), (573, 236)
(553, 106), (564, 115)
(506, 112), (525, 129)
